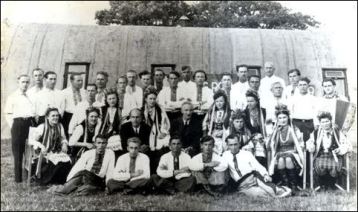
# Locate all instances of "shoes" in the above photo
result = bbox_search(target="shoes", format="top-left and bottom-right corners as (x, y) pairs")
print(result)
(277, 186), (292, 198)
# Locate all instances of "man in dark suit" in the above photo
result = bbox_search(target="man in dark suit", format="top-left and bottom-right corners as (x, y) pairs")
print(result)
(120, 108), (151, 154)
(170, 102), (203, 157)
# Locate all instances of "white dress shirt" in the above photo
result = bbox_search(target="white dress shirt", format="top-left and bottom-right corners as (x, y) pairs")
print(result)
(178, 80), (197, 100)
(34, 87), (65, 117)
(288, 92), (319, 125)
(66, 149), (115, 183)
(27, 86), (43, 102)
(68, 100), (104, 134)
(189, 152), (223, 172)
(157, 151), (192, 179)
(284, 84), (299, 100)
(62, 86), (86, 114)
(261, 95), (288, 123)
(125, 85), (143, 109)
(187, 86), (213, 111)
(230, 81), (250, 111)
(216, 150), (268, 182)
(157, 86), (187, 110)
(109, 152), (150, 182)
(5, 89), (36, 127)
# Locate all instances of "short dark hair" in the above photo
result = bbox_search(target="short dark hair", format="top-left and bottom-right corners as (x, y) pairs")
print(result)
(181, 66), (191, 72)
(169, 71), (180, 78)
(154, 69), (165, 75)
(322, 78), (336, 86)
(299, 77), (310, 84)
(96, 71), (109, 78)
(248, 75), (261, 81)
(70, 73), (82, 81)
(95, 134), (108, 142)
(237, 64), (248, 71)
(221, 72), (232, 79)
(288, 69), (301, 76)
(200, 135), (215, 144)
(44, 71), (57, 79)
(192, 70), (207, 81)
(127, 137), (142, 146)
(139, 70), (151, 78)
(317, 111), (333, 121)
(85, 107), (100, 117)
(225, 134), (239, 144)
(169, 135), (181, 144)
(143, 86), (158, 99)
(86, 83), (97, 90)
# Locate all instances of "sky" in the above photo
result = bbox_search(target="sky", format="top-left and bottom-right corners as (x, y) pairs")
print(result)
(1, 1), (357, 87)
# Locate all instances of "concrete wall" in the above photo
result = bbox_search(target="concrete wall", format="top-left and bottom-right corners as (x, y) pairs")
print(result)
(1, 23), (340, 138)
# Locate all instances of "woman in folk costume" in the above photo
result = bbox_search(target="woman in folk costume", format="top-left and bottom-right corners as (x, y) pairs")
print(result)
(142, 86), (171, 173)
(30, 108), (72, 185)
(203, 90), (231, 155)
(268, 104), (304, 192)
(69, 107), (101, 163)
(306, 111), (351, 191)
(243, 90), (267, 136)
(228, 109), (252, 150)
(99, 89), (122, 158)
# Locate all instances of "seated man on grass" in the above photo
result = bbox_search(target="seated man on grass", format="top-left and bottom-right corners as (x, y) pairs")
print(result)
(189, 135), (227, 196)
(106, 137), (152, 195)
(55, 134), (115, 196)
(151, 135), (196, 194)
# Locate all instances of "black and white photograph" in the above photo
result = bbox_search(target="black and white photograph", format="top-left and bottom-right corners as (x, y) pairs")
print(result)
(1, 1), (357, 211)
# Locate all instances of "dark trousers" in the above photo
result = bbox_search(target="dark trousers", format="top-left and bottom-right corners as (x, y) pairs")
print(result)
(151, 174), (196, 194)
(107, 178), (151, 194)
(166, 111), (181, 126)
(148, 147), (170, 174)
(11, 118), (34, 182)
(61, 111), (73, 139)
(58, 170), (105, 194)
(32, 159), (72, 185)
(292, 119), (314, 142)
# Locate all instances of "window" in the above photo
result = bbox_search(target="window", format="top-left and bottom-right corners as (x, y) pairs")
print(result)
(322, 68), (349, 100)
(63, 63), (90, 89)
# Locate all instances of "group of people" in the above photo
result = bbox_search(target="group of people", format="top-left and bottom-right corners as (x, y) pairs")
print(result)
(5, 61), (352, 198)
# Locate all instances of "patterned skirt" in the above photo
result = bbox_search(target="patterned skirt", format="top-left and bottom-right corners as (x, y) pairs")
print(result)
(314, 153), (343, 177)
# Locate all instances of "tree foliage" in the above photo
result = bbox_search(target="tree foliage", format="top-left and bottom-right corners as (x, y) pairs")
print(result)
(95, 1), (320, 30)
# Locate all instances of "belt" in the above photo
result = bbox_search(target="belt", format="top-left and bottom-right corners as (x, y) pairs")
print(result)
(292, 118), (313, 123)
(13, 117), (34, 121)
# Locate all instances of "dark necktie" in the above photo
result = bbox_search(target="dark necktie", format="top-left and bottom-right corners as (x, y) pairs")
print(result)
(174, 155), (179, 170)
(129, 156), (136, 174)
(170, 87), (177, 101)
(233, 153), (242, 177)
(91, 151), (104, 174)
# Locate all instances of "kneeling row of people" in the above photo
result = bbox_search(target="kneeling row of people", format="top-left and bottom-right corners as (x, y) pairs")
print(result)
(52, 134), (292, 197)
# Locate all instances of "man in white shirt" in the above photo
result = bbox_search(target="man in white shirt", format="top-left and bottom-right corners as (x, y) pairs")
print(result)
(288, 77), (318, 142)
(106, 137), (151, 195)
(189, 135), (226, 196)
(157, 71), (186, 122)
(125, 70), (143, 109)
(259, 62), (286, 106)
(139, 70), (152, 91)
(62, 74), (87, 138)
(5, 74), (36, 183)
(27, 68), (44, 101)
(216, 135), (291, 197)
(153, 69), (167, 93)
(231, 65), (250, 110)
(284, 69), (301, 100)
(95, 71), (109, 104)
(55, 135), (115, 195)
(34, 71), (65, 124)
(191, 70), (213, 119)
(68, 84), (103, 135)
(152, 135), (196, 194)
(262, 81), (287, 124)
(178, 66), (196, 100)
(234, 75), (262, 110)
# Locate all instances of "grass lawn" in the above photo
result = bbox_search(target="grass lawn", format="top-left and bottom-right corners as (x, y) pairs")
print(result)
(1, 139), (357, 211)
